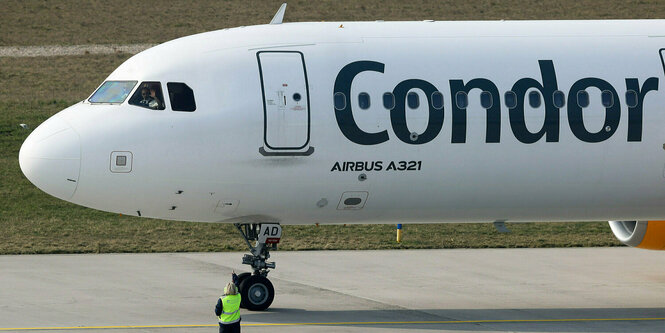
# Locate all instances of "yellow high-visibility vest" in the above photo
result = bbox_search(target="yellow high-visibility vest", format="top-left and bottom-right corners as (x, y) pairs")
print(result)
(218, 294), (241, 324)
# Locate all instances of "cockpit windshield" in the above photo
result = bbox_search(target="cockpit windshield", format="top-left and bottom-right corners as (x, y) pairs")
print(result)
(88, 81), (137, 104)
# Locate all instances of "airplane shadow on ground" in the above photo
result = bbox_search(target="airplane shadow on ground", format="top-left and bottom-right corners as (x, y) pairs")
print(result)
(242, 307), (665, 332)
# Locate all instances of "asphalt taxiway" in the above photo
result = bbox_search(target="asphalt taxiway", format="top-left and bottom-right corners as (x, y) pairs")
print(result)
(1, 248), (664, 332)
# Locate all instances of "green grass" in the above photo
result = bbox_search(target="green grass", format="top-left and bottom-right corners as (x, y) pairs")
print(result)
(0, 1), (634, 254)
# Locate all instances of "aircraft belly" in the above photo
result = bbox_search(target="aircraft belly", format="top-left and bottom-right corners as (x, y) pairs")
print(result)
(214, 145), (665, 224)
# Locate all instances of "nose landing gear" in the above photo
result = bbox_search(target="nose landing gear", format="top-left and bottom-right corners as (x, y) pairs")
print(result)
(233, 223), (281, 311)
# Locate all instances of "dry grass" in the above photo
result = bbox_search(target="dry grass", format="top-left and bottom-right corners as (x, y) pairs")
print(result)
(0, 215), (620, 254)
(1, 0), (663, 46)
(0, 54), (132, 102)
(0, 0), (637, 254)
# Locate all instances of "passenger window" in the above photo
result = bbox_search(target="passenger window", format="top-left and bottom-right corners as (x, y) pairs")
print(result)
(431, 91), (444, 110)
(89, 81), (137, 104)
(407, 92), (420, 109)
(455, 92), (468, 109)
(626, 90), (638, 108)
(601, 90), (614, 108)
(167, 82), (196, 112)
(528, 91), (541, 108)
(334, 92), (346, 110)
(129, 82), (165, 110)
(577, 90), (590, 108)
(358, 92), (370, 110)
(553, 90), (565, 108)
(504, 91), (517, 109)
(480, 91), (493, 109)
(383, 92), (395, 110)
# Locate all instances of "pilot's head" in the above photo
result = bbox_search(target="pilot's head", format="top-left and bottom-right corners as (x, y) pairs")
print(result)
(140, 87), (150, 99)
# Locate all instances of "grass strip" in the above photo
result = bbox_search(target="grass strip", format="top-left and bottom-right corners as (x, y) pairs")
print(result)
(0, 54), (131, 102)
(0, 217), (620, 255)
(1, 0), (664, 46)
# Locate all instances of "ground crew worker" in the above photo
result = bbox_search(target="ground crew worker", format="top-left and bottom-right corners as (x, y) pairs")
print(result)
(215, 272), (241, 333)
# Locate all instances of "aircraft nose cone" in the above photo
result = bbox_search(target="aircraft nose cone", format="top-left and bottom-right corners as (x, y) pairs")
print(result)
(19, 116), (81, 200)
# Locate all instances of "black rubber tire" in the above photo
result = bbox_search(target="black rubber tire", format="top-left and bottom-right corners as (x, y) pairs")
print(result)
(238, 275), (274, 311)
(236, 272), (251, 285)
(236, 273), (251, 308)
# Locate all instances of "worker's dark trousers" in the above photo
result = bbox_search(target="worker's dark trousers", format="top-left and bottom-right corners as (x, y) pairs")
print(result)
(219, 321), (240, 333)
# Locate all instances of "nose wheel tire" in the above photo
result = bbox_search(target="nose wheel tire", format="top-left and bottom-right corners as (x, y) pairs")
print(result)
(236, 272), (252, 285)
(236, 272), (251, 308)
(239, 275), (274, 311)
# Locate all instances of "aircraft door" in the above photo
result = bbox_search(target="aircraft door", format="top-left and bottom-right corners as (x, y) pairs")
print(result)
(257, 51), (314, 156)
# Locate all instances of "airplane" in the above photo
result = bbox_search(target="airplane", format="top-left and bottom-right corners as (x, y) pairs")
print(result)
(18, 3), (665, 311)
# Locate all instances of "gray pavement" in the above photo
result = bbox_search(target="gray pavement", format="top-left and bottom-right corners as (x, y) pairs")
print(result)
(1, 248), (664, 332)
(0, 44), (154, 57)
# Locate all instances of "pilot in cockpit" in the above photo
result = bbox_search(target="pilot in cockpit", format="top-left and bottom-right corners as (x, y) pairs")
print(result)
(149, 86), (162, 109)
(125, 81), (165, 110)
(139, 87), (160, 109)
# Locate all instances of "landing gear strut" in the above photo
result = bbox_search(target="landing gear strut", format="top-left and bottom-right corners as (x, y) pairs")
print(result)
(233, 223), (281, 311)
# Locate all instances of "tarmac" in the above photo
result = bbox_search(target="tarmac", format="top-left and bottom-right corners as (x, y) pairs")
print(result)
(0, 44), (153, 57)
(1, 248), (664, 332)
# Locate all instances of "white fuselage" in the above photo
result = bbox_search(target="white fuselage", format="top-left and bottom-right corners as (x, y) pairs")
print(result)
(19, 20), (665, 224)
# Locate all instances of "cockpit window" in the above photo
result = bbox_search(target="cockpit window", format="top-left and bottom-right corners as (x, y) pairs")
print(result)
(128, 82), (165, 110)
(167, 82), (196, 112)
(88, 81), (137, 104)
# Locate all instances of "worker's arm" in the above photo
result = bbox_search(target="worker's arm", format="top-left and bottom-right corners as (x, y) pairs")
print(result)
(214, 298), (223, 317)
(232, 272), (239, 286)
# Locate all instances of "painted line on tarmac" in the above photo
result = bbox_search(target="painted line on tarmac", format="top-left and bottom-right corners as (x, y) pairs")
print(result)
(2, 317), (665, 330)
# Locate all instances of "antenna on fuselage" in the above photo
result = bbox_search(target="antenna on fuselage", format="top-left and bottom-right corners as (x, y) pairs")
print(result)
(270, 3), (287, 24)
